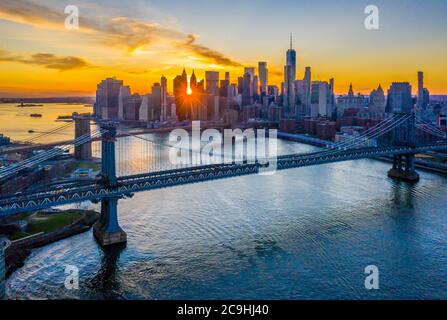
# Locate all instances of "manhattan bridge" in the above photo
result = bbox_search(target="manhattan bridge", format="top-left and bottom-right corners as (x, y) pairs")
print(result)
(0, 112), (446, 246)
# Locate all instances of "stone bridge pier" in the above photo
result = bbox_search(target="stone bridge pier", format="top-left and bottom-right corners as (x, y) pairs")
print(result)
(93, 124), (127, 247)
(387, 113), (420, 182)
(388, 154), (420, 182)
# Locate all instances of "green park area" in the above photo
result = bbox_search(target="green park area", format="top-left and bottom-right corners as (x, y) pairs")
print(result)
(6, 211), (83, 241)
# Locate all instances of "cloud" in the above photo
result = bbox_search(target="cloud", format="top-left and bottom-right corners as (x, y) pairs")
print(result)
(269, 68), (284, 77)
(0, 49), (92, 71)
(180, 34), (242, 67)
(0, 0), (66, 28)
(0, 0), (242, 67)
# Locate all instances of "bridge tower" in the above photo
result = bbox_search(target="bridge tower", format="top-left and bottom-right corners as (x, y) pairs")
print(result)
(388, 113), (420, 182)
(93, 123), (127, 246)
(73, 112), (92, 160)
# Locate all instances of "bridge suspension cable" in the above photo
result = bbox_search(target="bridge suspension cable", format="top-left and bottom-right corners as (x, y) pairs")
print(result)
(416, 125), (447, 140)
(322, 114), (400, 150)
(117, 115), (411, 175)
(283, 114), (412, 160)
(116, 132), (220, 176)
(23, 122), (74, 144)
(0, 128), (105, 179)
(281, 114), (407, 159)
(415, 116), (447, 139)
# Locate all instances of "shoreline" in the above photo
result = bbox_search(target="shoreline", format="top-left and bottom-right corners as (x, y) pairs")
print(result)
(3, 209), (99, 278)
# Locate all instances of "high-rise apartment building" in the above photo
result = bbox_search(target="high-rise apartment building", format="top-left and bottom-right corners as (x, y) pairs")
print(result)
(244, 67), (255, 80)
(417, 71), (430, 110)
(95, 77), (123, 120)
(140, 83), (162, 122)
(242, 73), (252, 106)
(309, 81), (332, 117)
(387, 82), (413, 114)
(284, 64), (295, 114)
(205, 71), (220, 95)
(258, 62), (268, 96)
(174, 69), (189, 120)
(160, 75), (168, 121)
(118, 85), (131, 121)
(303, 67), (312, 116)
(151, 83), (162, 121)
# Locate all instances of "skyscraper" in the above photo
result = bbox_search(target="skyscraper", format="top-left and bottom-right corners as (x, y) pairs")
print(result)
(205, 71), (220, 119)
(417, 71), (430, 110)
(160, 75), (168, 121)
(303, 67), (312, 116)
(253, 75), (259, 98)
(95, 77), (123, 120)
(387, 82), (413, 114)
(258, 62), (268, 96)
(174, 69), (189, 120)
(244, 67), (255, 80)
(284, 34), (297, 115)
(118, 85), (131, 121)
(186, 69), (204, 120)
(220, 79), (230, 97)
(242, 72), (252, 106)
(286, 34), (296, 79)
(309, 81), (331, 117)
(127, 94), (142, 121)
(417, 71), (424, 109)
(151, 83), (162, 120)
(284, 65), (295, 114)
(139, 83), (161, 122)
(205, 71), (219, 95)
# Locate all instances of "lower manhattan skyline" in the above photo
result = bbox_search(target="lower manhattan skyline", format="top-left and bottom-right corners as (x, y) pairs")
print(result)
(1, 0), (447, 97)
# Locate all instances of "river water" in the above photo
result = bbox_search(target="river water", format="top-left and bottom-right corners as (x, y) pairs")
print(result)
(2, 104), (447, 299)
(0, 103), (92, 142)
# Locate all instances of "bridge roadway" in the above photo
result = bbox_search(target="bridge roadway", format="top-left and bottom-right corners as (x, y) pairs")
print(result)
(1, 142), (447, 217)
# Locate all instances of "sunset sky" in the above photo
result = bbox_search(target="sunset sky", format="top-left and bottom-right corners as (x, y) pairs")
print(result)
(0, 0), (446, 97)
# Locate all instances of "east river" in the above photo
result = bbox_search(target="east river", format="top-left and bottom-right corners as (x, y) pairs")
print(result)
(2, 104), (447, 299)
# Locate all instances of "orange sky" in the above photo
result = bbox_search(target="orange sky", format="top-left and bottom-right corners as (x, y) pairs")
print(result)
(1, 0), (446, 97)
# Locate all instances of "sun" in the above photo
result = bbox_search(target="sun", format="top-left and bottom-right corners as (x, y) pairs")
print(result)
(186, 85), (192, 95)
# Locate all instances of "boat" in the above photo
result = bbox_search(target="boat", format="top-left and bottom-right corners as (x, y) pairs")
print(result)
(57, 115), (73, 120)
(17, 103), (44, 107)
(56, 115), (73, 123)
(30, 113), (42, 118)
